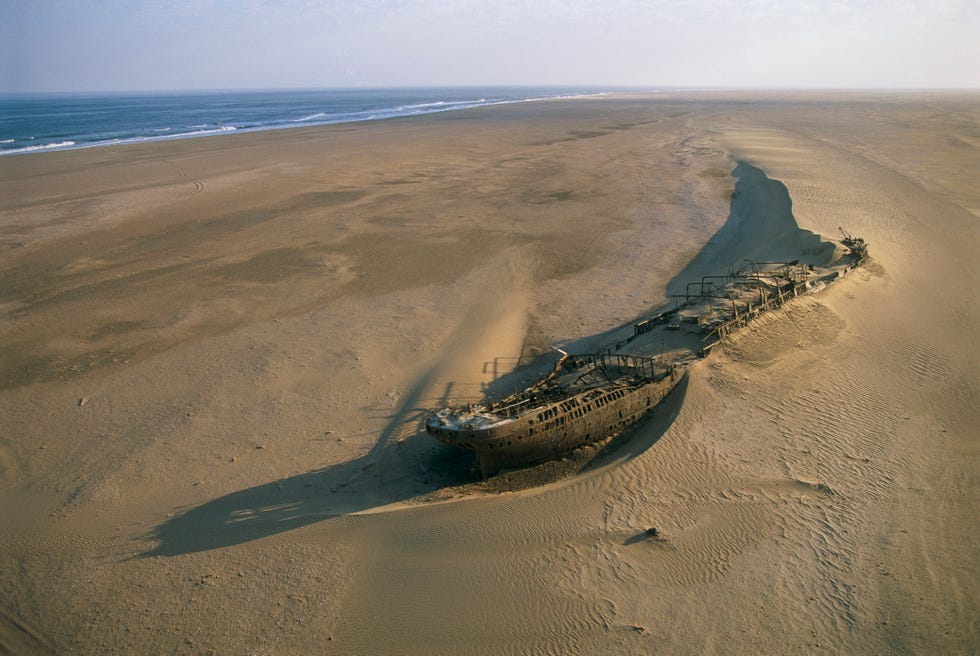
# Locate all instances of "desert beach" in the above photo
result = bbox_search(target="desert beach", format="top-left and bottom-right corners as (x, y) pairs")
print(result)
(1, 91), (977, 654)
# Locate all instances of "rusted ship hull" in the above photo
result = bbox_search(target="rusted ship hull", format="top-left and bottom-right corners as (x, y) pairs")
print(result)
(426, 357), (683, 476)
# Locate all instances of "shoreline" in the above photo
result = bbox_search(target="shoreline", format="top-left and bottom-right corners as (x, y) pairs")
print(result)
(0, 87), (615, 157)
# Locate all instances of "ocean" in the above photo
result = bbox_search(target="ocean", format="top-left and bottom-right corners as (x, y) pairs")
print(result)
(0, 87), (613, 156)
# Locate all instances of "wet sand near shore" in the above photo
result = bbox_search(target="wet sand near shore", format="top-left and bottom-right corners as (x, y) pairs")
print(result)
(1, 91), (977, 654)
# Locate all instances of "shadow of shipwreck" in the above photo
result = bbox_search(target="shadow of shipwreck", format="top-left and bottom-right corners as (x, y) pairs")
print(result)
(145, 455), (380, 557)
(145, 366), (475, 558)
(144, 429), (475, 557)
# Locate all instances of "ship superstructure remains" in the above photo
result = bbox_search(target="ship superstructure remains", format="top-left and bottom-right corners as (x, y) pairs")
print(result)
(426, 232), (868, 476)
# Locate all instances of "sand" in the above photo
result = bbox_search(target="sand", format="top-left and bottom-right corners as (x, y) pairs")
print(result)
(0, 91), (977, 654)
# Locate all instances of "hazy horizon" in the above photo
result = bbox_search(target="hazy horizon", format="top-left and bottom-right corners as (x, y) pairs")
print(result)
(4, 85), (980, 98)
(3, 1), (979, 94)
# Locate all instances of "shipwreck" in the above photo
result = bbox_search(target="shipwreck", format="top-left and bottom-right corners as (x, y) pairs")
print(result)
(426, 231), (869, 476)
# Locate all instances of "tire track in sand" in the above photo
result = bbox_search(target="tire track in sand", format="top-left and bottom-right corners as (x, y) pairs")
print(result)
(168, 160), (206, 195)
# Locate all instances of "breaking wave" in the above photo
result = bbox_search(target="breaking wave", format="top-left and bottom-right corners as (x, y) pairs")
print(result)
(3, 140), (76, 154)
(291, 112), (328, 122)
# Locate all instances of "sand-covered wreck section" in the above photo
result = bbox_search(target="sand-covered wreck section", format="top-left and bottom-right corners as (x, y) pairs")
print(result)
(0, 91), (977, 655)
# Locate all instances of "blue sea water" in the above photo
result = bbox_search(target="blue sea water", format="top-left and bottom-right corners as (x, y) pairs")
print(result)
(0, 87), (612, 156)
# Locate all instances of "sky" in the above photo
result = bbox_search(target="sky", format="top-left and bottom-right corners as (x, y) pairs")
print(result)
(2, 0), (978, 92)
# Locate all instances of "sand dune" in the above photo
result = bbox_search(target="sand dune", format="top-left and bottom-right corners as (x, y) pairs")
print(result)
(1, 91), (977, 654)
